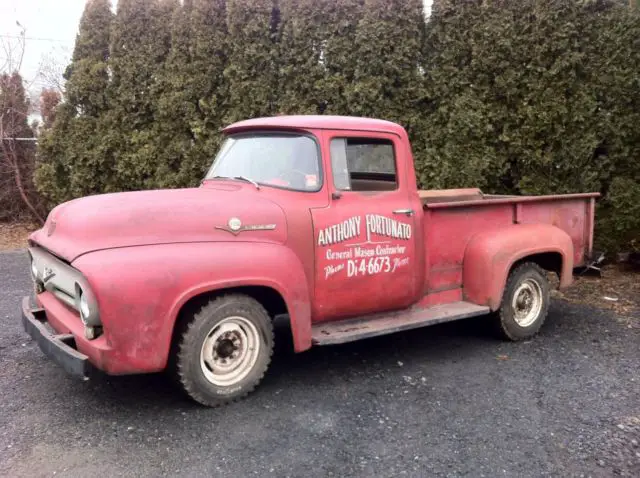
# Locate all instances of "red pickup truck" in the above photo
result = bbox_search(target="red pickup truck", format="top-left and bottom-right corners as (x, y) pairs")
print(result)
(22, 115), (598, 406)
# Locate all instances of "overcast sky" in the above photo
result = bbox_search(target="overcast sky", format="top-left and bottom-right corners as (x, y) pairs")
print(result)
(0, 1), (114, 97)
(1, 0), (432, 102)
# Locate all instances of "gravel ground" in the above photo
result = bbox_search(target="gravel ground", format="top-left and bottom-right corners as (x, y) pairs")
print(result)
(0, 250), (638, 478)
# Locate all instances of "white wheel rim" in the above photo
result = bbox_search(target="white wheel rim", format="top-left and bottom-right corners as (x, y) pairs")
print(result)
(200, 316), (261, 387)
(512, 278), (543, 327)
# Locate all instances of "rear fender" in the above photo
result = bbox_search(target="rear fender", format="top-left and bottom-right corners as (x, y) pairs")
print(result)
(73, 242), (312, 374)
(463, 224), (574, 310)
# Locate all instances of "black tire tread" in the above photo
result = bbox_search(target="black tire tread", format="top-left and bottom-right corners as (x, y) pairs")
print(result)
(174, 294), (274, 407)
(496, 262), (550, 341)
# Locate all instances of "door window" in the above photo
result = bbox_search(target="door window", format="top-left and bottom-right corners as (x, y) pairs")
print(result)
(330, 138), (397, 192)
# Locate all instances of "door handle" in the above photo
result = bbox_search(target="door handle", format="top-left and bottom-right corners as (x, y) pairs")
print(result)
(393, 208), (414, 217)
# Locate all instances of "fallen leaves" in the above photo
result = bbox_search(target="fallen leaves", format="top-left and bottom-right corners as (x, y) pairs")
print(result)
(553, 265), (640, 327)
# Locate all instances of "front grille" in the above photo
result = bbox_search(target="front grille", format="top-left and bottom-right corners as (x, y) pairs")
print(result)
(30, 245), (83, 313)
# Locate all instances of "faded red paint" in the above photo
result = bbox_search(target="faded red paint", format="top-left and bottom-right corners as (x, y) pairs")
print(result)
(462, 223), (574, 309)
(28, 115), (599, 376)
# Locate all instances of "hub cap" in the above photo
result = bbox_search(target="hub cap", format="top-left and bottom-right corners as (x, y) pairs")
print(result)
(512, 278), (543, 327)
(200, 316), (261, 386)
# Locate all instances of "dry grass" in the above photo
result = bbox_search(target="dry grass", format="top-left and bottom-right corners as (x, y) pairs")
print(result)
(0, 221), (37, 251)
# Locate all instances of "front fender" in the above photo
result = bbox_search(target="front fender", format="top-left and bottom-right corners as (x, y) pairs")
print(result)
(73, 242), (311, 374)
(463, 224), (574, 311)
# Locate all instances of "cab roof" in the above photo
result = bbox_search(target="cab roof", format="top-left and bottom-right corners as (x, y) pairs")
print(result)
(222, 115), (408, 137)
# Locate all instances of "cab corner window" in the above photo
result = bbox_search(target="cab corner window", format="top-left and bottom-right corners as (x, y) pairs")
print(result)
(330, 138), (397, 192)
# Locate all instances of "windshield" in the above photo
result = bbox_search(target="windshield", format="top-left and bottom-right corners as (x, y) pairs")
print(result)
(205, 133), (321, 191)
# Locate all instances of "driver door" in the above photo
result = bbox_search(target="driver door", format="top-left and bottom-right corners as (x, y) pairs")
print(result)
(310, 131), (419, 322)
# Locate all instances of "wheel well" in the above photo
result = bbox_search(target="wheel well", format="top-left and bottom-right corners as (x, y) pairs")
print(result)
(511, 252), (563, 279)
(175, 285), (288, 324)
(168, 286), (288, 369)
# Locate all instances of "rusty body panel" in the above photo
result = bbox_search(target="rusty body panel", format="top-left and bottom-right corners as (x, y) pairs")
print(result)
(463, 224), (574, 309)
(72, 242), (312, 373)
(22, 115), (599, 378)
(31, 186), (290, 263)
(423, 195), (598, 311)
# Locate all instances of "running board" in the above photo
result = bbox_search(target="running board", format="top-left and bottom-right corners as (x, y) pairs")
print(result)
(311, 301), (490, 346)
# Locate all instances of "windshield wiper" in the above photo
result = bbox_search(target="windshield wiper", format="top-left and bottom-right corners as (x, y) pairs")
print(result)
(211, 175), (260, 190)
(233, 176), (260, 190)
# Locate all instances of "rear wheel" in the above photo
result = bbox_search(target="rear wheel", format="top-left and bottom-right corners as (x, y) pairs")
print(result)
(494, 262), (550, 341)
(174, 294), (274, 407)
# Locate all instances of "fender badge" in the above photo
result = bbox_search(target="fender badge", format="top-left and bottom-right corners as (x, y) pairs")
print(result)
(216, 218), (276, 236)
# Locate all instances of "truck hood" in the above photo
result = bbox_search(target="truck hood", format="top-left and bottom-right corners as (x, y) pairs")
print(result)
(31, 186), (287, 262)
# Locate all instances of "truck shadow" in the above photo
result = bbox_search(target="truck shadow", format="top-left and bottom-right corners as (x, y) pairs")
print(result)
(263, 299), (607, 389)
(268, 313), (497, 372)
(80, 301), (616, 416)
(82, 313), (498, 408)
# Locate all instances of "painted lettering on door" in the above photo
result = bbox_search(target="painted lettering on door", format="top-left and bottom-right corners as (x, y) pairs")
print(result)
(318, 214), (412, 280)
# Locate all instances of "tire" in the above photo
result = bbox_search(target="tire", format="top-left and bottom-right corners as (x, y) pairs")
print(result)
(174, 294), (274, 407)
(494, 262), (550, 341)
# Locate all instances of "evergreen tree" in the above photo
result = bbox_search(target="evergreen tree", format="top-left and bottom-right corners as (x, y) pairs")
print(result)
(64, 0), (112, 117)
(30, 0), (639, 252)
(419, 0), (639, 252)
(154, 0), (229, 187)
(347, 0), (425, 127)
(106, 0), (177, 190)
(0, 72), (43, 221)
(314, 0), (364, 115)
(418, 0), (618, 193)
(277, 0), (330, 114)
(152, 0), (198, 188)
(224, 0), (280, 122)
(417, 0), (500, 190)
(35, 0), (113, 203)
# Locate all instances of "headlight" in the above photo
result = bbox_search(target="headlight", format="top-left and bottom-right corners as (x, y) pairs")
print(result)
(76, 286), (102, 339)
(79, 292), (90, 325)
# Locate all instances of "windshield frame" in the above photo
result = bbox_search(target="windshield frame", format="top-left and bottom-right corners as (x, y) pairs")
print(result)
(205, 130), (324, 193)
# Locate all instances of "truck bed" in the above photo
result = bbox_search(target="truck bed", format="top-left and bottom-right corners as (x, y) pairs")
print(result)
(419, 189), (599, 303)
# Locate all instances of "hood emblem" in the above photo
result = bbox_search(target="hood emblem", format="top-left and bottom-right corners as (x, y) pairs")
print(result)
(216, 217), (276, 236)
(228, 217), (242, 232)
(42, 267), (56, 283)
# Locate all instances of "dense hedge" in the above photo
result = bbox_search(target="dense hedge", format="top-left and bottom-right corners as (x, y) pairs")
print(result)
(37, 0), (640, 253)
(421, 0), (640, 253)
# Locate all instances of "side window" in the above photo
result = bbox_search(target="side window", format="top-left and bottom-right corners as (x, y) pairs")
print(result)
(330, 138), (398, 192)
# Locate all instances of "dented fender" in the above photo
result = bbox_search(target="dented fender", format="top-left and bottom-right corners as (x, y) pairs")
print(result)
(72, 242), (312, 374)
(462, 224), (574, 311)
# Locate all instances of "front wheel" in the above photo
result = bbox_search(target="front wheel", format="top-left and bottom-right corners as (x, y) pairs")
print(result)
(494, 262), (550, 341)
(174, 294), (274, 407)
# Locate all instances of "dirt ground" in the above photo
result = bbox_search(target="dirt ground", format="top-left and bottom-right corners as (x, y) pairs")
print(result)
(554, 264), (640, 327)
(0, 222), (37, 251)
